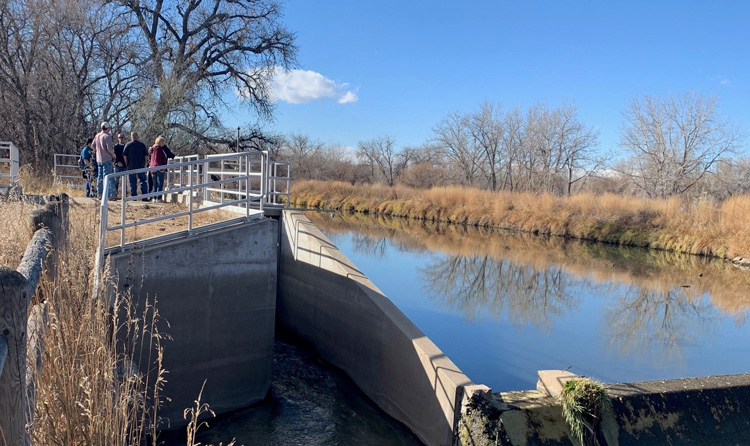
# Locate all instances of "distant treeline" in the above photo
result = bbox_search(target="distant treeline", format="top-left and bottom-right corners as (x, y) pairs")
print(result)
(274, 94), (748, 202)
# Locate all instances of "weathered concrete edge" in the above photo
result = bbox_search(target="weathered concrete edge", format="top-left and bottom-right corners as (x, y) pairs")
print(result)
(459, 373), (750, 446)
(279, 210), (487, 446)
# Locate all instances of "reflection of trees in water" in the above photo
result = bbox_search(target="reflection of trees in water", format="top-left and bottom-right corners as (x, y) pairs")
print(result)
(336, 232), (422, 260)
(420, 252), (723, 363)
(603, 285), (719, 365)
(314, 212), (746, 364)
(420, 255), (579, 332)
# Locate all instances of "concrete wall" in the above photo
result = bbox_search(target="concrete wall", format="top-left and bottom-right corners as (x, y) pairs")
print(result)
(459, 373), (750, 445)
(278, 210), (476, 446)
(105, 218), (278, 428)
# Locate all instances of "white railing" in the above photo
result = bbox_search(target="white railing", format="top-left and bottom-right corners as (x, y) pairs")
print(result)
(53, 154), (85, 188)
(268, 160), (291, 205)
(0, 141), (20, 187)
(167, 154), (200, 190)
(164, 153), (291, 208)
(97, 152), (268, 269)
(202, 153), (266, 204)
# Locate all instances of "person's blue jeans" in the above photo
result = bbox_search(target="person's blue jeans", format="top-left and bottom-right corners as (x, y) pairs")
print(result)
(129, 172), (148, 197)
(84, 167), (94, 197)
(97, 160), (115, 199)
(114, 165), (127, 196)
(152, 171), (165, 200)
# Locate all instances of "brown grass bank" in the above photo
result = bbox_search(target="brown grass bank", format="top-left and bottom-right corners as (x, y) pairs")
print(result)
(291, 180), (750, 260)
(0, 198), (234, 445)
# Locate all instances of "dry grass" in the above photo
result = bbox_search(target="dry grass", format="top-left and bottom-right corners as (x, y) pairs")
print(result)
(0, 196), (238, 445)
(293, 180), (750, 260)
(0, 200), (35, 267)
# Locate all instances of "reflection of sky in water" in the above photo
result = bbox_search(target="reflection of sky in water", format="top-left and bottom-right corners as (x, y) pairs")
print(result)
(323, 230), (750, 392)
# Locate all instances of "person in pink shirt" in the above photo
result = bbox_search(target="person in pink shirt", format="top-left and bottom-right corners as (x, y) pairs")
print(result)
(91, 121), (117, 200)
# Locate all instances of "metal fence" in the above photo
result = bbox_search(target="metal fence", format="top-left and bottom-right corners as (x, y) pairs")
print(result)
(167, 154), (200, 190)
(53, 153), (85, 188)
(97, 151), (272, 269)
(0, 141), (19, 187)
(168, 153), (291, 207)
(268, 160), (291, 205)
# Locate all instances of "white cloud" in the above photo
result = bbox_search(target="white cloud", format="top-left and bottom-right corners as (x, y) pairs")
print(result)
(270, 68), (358, 104)
(337, 91), (359, 104)
(719, 78), (731, 86)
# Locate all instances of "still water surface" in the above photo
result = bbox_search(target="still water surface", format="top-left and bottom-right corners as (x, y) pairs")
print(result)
(309, 212), (750, 392)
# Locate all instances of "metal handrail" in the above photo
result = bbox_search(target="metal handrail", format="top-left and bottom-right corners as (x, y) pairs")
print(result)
(0, 141), (19, 186)
(96, 151), (268, 270)
(167, 154), (200, 189)
(269, 160), (291, 205)
(53, 154), (85, 188)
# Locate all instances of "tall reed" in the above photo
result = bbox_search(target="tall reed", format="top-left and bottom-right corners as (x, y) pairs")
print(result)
(292, 180), (750, 259)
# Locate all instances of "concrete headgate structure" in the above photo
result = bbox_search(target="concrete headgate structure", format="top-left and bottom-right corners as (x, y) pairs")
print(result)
(97, 153), (480, 442)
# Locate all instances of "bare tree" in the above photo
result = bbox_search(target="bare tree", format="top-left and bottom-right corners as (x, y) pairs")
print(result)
(432, 111), (484, 187)
(280, 133), (325, 180)
(555, 103), (599, 195)
(500, 106), (524, 192)
(467, 102), (503, 191)
(397, 144), (448, 189)
(619, 93), (742, 198)
(357, 136), (400, 186)
(112, 0), (296, 147)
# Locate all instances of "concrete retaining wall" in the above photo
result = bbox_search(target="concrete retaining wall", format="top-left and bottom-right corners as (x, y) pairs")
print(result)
(278, 210), (475, 446)
(459, 373), (750, 445)
(105, 217), (278, 428)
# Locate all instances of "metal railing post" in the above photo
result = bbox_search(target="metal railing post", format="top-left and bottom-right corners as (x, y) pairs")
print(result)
(10, 143), (19, 184)
(98, 182), (109, 269)
(260, 151), (266, 213)
(120, 173), (126, 247)
(245, 153), (250, 219)
(188, 164), (194, 232)
(220, 159), (225, 203)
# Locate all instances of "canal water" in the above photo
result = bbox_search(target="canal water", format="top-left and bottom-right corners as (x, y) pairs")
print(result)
(308, 212), (750, 392)
(161, 336), (422, 445)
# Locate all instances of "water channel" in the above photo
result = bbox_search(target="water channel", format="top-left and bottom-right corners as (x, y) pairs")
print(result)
(309, 211), (750, 392)
(169, 211), (750, 444)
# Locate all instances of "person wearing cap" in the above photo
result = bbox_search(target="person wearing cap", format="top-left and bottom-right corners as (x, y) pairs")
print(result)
(92, 121), (117, 200)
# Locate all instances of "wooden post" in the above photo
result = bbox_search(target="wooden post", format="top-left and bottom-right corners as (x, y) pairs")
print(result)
(16, 229), (53, 307)
(0, 266), (28, 446)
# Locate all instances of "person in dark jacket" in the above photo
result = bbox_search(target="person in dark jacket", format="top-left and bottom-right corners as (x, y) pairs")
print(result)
(113, 132), (127, 197)
(123, 131), (150, 199)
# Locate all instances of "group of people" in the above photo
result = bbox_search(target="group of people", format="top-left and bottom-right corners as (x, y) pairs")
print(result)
(80, 122), (175, 201)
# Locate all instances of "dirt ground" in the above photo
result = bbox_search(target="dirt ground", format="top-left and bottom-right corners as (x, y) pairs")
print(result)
(70, 196), (243, 248)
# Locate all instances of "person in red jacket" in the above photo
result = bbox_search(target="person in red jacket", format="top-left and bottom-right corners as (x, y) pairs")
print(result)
(148, 135), (174, 202)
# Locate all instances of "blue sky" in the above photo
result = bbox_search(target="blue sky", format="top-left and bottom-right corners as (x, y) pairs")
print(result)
(231, 1), (750, 157)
